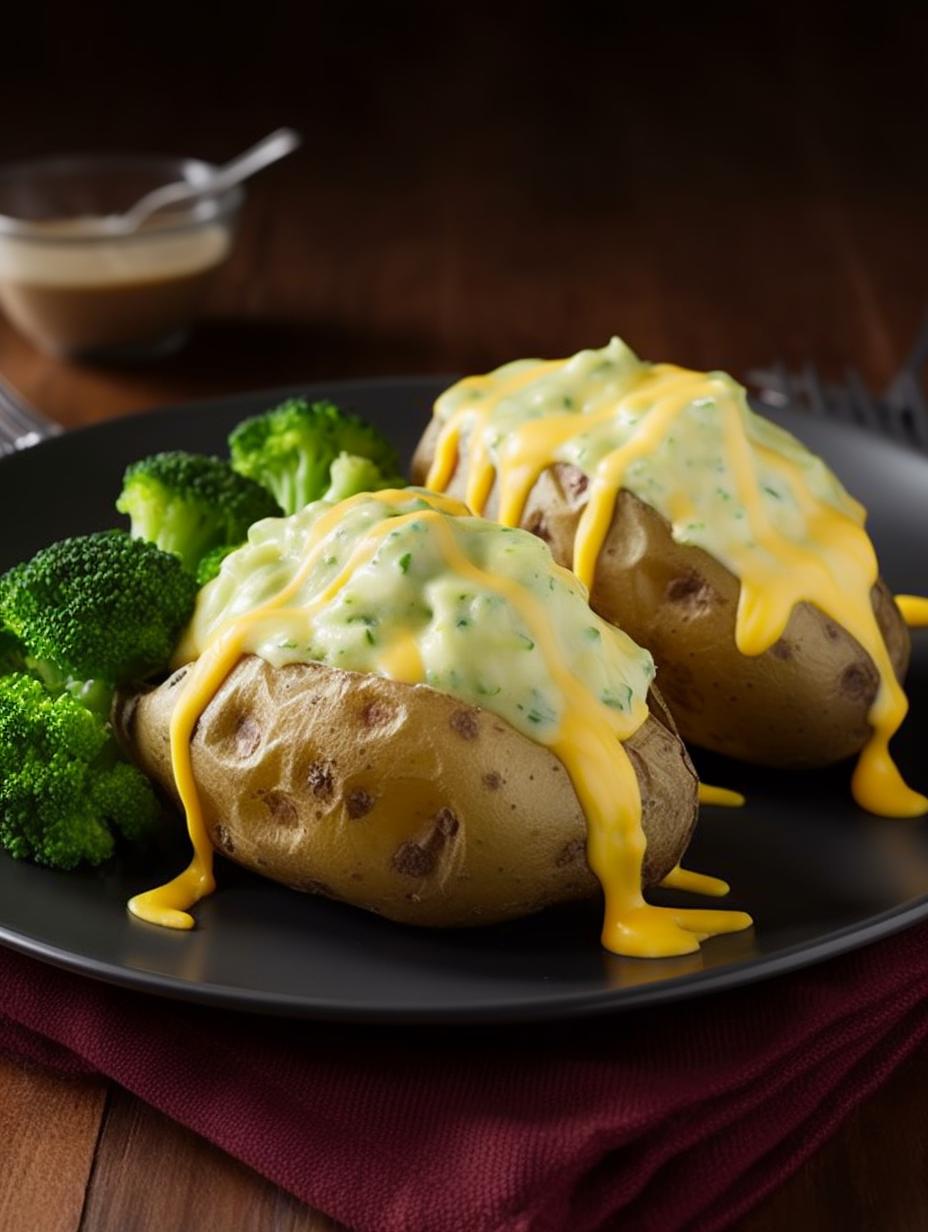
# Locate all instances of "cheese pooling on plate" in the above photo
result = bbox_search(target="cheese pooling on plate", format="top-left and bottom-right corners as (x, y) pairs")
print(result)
(424, 338), (927, 819)
(129, 489), (751, 956)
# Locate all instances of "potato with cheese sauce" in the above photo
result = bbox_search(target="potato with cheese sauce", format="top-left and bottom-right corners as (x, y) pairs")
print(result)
(119, 490), (751, 956)
(412, 340), (921, 818)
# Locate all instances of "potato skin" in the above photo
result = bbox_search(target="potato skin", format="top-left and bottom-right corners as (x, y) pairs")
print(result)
(117, 656), (697, 928)
(412, 427), (910, 768)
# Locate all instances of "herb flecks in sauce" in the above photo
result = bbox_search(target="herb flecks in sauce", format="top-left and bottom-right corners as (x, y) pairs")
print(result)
(425, 338), (926, 820)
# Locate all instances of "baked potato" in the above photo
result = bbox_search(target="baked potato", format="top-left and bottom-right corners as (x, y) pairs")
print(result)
(117, 655), (698, 927)
(411, 431), (910, 769)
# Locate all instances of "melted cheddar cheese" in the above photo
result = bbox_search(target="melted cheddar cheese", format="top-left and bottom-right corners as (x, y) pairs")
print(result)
(698, 783), (746, 809)
(130, 489), (751, 956)
(424, 339), (926, 820)
(896, 596), (928, 629)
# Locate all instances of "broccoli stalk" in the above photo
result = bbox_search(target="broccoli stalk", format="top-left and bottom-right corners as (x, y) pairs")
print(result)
(0, 530), (199, 689)
(116, 451), (282, 575)
(0, 625), (25, 676)
(0, 672), (159, 869)
(228, 398), (405, 516)
(323, 452), (401, 502)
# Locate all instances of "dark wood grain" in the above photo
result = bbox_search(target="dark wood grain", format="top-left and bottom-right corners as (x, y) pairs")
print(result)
(0, 1054), (105, 1232)
(79, 1089), (341, 1232)
(0, 6), (926, 1230)
(2, 7), (927, 426)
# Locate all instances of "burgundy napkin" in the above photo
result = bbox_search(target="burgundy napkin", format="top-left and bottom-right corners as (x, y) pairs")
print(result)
(1, 923), (927, 1232)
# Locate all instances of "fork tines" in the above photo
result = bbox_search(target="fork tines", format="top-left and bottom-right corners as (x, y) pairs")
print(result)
(0, 378), (61, 455)
(748, 355), (928, 451)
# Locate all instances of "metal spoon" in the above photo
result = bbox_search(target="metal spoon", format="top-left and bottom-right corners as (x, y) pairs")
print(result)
(103, 128), (301, 234)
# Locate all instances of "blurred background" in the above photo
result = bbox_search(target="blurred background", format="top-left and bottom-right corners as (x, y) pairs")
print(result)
(0, 1), (924, 420)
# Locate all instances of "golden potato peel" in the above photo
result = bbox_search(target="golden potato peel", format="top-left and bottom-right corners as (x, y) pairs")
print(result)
(116, 656), (697, 928)
(411, 431), (910, 769)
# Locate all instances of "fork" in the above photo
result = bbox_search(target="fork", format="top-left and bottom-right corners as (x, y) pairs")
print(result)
(748, 314), (928, 450)
(0, 378), (62, 458)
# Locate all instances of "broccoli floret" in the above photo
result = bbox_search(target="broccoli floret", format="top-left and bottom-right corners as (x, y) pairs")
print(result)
(228, 398), (404, 515)
(117, 451), (281, 574)
(0, 672), (159, 869)
(0, 531), (198, 687)
(195, 543), (238, 587)
(91, 760), (160, 844)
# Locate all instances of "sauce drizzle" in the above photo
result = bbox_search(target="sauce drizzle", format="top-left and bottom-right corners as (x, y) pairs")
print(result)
(131, 490), (752, 956)
(698, 783), (746, 809)
(896, 595), (928, 629)
(424, 342), (927, 819)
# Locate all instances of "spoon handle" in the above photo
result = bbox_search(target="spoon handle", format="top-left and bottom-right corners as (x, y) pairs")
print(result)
(123, 128), (302, 228)
(210, 128), (302, 194)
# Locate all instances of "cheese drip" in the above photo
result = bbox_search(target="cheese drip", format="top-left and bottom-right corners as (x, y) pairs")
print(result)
(896, 595), (928, 629)
(698, 783), (746, 808)
(425, 339), (926, 819)
(661, 865), (730, 897)
(131, 489), (751, 956)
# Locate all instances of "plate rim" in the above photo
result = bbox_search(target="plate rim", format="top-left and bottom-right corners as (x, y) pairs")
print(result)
(0, 890), (926, 1023)
(1, 375), (927, 1023)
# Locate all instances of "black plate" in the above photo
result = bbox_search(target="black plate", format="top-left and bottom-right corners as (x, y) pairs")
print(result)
(1, 376), (928, 1022)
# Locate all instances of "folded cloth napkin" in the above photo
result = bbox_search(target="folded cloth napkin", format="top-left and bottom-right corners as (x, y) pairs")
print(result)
(1, 923), (927, 1232)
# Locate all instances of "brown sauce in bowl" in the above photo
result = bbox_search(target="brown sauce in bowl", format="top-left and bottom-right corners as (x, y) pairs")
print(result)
(0, 218), (231, 357)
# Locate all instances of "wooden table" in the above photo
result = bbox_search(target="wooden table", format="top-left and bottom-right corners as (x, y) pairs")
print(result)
(1, 7), (927, 1228)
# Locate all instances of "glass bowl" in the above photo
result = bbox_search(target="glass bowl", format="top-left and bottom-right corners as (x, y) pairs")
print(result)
(0, 155), (243, 360)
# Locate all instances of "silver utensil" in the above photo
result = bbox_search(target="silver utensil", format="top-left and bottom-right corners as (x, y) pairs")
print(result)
(3, 311), (928, 461)
(102, 128), (301, 235)
(748, 315), (928, 451)
(8, 129), (303, 242)
(0, 378), (62, 458)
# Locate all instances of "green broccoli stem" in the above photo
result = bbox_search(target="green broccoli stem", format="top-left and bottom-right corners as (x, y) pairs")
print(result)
(129, 501), (218, 575)
(67, 677), (115, 719)
(23, 658), (112, 717)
